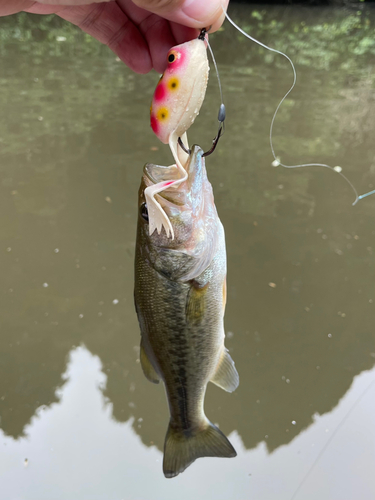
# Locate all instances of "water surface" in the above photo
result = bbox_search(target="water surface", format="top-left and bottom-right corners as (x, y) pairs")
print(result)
(0, 4), (374, 499)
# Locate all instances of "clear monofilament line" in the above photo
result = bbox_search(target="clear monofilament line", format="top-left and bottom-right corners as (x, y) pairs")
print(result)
(290, 378), (375, 500)
(207, 39), (224, 109)
(222, 7), (372, 206)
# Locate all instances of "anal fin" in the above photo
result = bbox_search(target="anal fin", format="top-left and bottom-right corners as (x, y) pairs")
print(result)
(210, 348), (239, 393)
(140, 340), (160, 384)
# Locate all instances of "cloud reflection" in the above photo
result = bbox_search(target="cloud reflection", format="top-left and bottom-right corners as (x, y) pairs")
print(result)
(1, 346), (374, 500)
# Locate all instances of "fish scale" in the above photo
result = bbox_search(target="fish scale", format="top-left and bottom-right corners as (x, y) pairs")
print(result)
(134, 146), (239, 478)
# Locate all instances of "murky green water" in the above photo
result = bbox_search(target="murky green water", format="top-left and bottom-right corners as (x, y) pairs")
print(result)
(0, 4), (374, 499)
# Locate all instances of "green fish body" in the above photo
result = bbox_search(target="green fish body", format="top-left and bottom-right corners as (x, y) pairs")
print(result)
(134, 146), (239, 478)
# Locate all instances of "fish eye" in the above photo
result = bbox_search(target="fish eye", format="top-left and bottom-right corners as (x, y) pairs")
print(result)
(140, 202), (149, 222)
(168, 53), (175, 63)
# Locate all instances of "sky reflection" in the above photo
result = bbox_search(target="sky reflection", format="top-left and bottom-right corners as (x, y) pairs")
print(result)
(1, 346), (374, 500)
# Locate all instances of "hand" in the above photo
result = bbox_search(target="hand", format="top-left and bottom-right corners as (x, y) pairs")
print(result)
(1, 0), (229, 73)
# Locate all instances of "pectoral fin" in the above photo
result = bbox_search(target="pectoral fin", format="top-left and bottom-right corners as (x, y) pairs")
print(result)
(140, 340), (160, 384)
(186, 282), (209, 324)
(210, 348), (239, 393)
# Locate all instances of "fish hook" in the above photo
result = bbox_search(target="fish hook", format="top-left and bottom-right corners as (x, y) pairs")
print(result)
(177, 27), (226, 159)
(178, 104), (226, 158)
(202, 104), (225, 157)
(178, 136), (191, 155)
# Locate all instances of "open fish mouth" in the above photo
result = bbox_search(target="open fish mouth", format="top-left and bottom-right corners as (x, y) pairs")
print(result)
(143, 162), (187, 207)
(141, 146), (207, 237)
(144, 146), (204, 202)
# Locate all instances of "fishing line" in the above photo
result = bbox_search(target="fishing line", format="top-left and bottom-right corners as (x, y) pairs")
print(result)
(215, 6), (375, 497)
(207, 38), (225, 121)
(177, 30), (225, 157)
(290, 377), (375, 500)
(222, 6), (375, 205)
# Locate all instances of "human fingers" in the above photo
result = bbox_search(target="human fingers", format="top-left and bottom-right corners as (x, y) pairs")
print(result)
(139, 16), (198, 73)
(136, 15), (175, 74)
(56, 2), (153, 73)
(0, 0), (35, 16)
(25, 1), (153, 72)
(131, 0), (230, 33)
(111, 0), (198, 73)
(30, 0), (112, 4)
(25, 0), (195, 73)
(25, 0), (206, 73)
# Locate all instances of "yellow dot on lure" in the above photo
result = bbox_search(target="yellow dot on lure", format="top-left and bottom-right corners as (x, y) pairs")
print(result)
(167, 78), (179, 91)
(156, 107), (169, 121)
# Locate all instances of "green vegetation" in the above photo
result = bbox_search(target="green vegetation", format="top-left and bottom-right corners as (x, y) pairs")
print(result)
(0, 12), (95, 59)
(1, 7), (375, 71)
(211, 5), (375, 71)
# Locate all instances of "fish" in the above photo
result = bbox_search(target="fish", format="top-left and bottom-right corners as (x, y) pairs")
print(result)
(146, 36), (209, 239)
(134, 145), (239, 478)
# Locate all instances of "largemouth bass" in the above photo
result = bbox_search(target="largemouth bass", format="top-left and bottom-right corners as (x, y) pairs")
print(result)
(134, 145), (239, 478)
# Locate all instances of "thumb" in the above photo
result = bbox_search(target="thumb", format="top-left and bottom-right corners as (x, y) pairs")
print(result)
(131, 0), (229, 33)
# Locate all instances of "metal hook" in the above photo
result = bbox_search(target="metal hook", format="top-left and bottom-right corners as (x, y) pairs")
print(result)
(202, 103), (226, 157)
(177, 103), (226, 159)
(202, 122), (224, 157)
(178, 137), (191, 155)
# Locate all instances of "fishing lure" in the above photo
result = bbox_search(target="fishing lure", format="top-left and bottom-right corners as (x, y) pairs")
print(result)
(146, 33), (209, 239)
(148, 6), (373, 240)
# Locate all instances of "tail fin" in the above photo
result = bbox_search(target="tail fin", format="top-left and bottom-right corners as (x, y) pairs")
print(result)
(163, 420), (236, 478)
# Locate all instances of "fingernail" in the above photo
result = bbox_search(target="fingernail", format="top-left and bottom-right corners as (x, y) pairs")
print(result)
(181, 0), (227, 28)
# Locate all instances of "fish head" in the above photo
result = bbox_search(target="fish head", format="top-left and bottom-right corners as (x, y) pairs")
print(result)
(137, 145), (222, 281)
(150, 38), (209, 144)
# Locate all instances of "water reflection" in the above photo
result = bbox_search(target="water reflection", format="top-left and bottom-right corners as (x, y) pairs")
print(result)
(1, 346), (374, 500)
(0, 5), (374, 494)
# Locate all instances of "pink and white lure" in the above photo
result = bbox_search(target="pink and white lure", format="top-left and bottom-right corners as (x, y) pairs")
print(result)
(146, 37), (209, 239)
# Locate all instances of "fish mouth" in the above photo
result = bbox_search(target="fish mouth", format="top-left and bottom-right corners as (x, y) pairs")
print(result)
(139, 145), (220, 280)
(143, 145), (204, 209)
